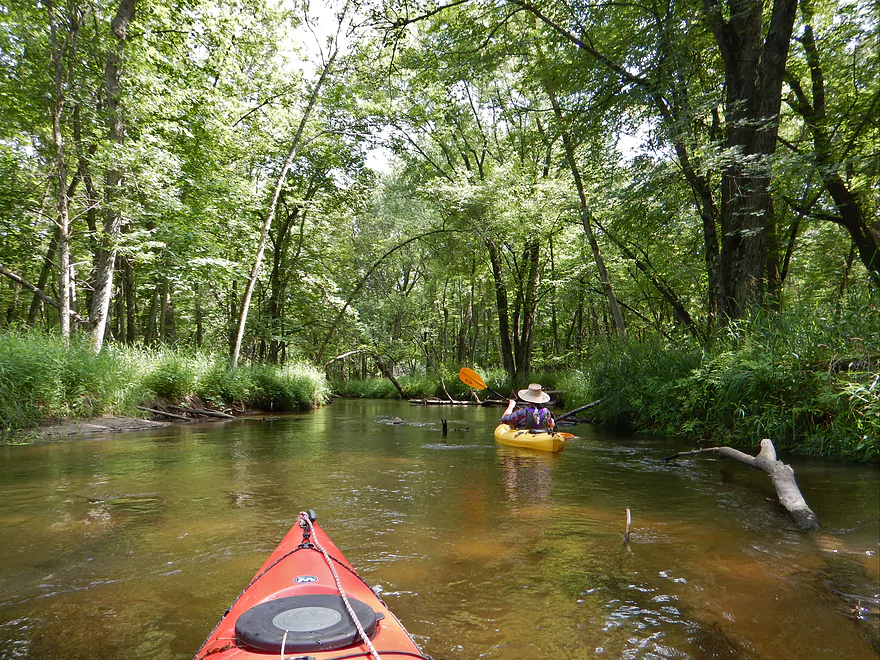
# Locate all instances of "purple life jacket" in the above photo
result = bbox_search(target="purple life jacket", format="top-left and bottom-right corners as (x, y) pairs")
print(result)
(524, 407), (552, 429)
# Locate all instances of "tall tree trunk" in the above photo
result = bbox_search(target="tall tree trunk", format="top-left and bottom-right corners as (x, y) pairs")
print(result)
(268, 191), (314, 363)
(123, 256), (136, 343)
(90, 0), (136, 353)
(231, 35), (340, 366)
(549, 234), (559, 352)
(158, 277), (168, 343)
(194, 282), (203, 348)
(513, 239), (540, 376)
(547, 90), (626, 337)
(113, 276), (124, 341)
(143, 282), (160, 345)
(486, 236), (516, 376)
(163, 281), (175, 343)
(227, 280), (238, 355)
(46, 0), (73, 343)
(836, 243), (857, 314)
(703, 0), (798, 320)
(765, 198), (783, 309)
(28, 229), (59, 325)
(457, 296), (472, 364)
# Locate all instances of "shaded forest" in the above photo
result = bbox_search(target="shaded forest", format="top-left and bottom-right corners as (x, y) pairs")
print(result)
(0, 0), (877, 456)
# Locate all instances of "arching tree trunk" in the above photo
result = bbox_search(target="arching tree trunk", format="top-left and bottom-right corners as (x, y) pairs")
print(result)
(546, 89), (626, 338)
(232, 28), (341, 366)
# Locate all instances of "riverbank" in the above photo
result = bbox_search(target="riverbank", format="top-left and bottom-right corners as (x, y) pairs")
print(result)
(0, 332), (331, 444)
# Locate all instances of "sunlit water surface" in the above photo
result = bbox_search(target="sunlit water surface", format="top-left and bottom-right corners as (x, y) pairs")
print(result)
(0, 399), (877, 659)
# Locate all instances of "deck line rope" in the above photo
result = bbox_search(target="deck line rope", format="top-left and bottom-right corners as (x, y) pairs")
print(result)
(280, 630), (288, 660)
(297, 511), (382, 660)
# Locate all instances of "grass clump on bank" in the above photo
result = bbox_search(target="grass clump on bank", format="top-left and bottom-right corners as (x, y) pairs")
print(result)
(0, 332), (133, 433)
(0, 331), (331, 440)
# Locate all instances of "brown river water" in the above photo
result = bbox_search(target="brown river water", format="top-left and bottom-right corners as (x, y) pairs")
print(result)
(0, 398), (877, 659)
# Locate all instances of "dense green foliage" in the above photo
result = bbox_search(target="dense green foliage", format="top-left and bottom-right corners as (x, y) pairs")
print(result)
(0, 332), (329, 439)
(572, 304), (879, 461)
(0, 0), (877, 457)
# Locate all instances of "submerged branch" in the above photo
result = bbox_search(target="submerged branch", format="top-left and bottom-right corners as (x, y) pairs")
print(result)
(664, 439), (820, 531)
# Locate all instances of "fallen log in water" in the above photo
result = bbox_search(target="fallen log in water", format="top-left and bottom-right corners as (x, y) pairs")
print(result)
(408, 398), (481, 405)
(137, 406), (191, 421)
(556, 398), (604, 422)
(168, 405), (236, 419)
(663, 438), (820, 531)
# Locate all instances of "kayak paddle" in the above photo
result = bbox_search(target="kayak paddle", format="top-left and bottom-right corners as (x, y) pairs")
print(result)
(458, 367), (509, 400)
(460, 367), (575, 437)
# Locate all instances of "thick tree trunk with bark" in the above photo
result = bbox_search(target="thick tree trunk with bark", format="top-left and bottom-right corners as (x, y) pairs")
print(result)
(703, 0), (798, 320)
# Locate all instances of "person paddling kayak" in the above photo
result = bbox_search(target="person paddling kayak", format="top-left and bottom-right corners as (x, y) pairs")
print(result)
(501, 383), (555, 430)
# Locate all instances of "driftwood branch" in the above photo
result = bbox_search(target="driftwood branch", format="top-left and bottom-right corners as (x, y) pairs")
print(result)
(137, 406), (191, 421)
(168, 405), (236, 419)
(556, 398), (604, 422)
(664, 439), (820, 530)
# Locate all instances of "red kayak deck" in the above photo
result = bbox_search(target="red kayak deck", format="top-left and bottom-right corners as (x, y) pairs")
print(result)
(194, 511), (426, 659)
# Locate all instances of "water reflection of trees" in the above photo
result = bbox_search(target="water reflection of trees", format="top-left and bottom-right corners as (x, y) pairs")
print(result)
(496, 448), (558, 503)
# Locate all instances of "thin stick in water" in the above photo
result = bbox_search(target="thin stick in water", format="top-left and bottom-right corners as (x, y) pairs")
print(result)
(624, 508), (632, 544)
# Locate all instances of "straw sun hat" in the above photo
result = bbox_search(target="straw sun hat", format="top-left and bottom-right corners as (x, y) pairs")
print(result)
(517, 383), (551, 404)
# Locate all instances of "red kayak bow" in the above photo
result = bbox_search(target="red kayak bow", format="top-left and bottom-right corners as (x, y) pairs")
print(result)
(194, 511), (428, 660)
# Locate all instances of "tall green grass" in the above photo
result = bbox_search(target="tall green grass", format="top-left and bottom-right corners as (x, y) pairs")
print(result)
(0, 331), (331, 440)
(0, 332), (134, 432)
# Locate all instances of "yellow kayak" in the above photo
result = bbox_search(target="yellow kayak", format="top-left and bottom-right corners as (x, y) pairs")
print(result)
(493, 424), (572, 452)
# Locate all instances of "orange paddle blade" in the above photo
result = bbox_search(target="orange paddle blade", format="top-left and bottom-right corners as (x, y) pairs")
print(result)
(459, 367), (488, 390)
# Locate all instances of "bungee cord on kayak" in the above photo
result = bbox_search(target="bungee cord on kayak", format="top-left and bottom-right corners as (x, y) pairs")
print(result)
(296, 511), (383, 660)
